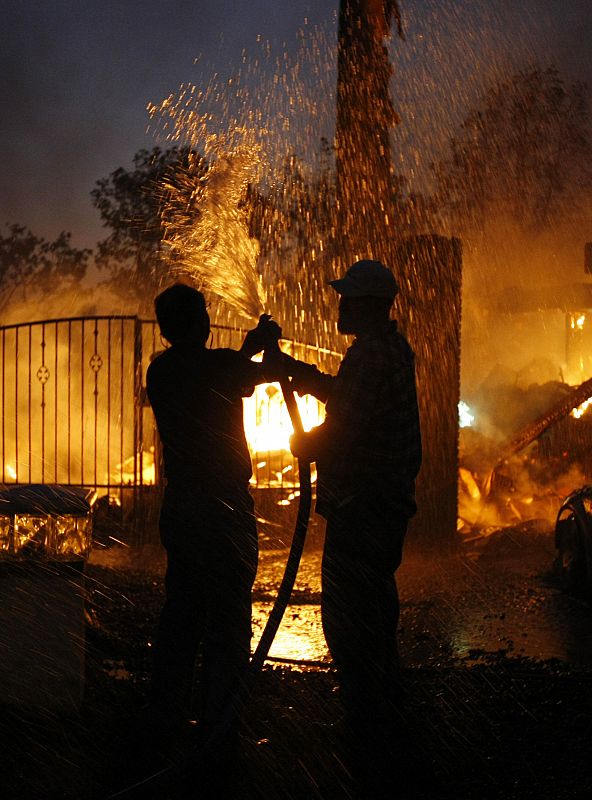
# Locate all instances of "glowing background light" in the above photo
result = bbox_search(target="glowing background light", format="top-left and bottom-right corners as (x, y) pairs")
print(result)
(243, 381), (325, 454)
(571, 397), (592, 419)
(458, 400), (474, 428)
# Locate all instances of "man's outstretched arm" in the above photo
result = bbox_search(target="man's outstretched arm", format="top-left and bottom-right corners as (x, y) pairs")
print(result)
(281, 358), (334, 403)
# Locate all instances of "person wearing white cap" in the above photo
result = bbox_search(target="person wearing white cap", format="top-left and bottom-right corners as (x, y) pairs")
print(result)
(285, 258), (422, 798)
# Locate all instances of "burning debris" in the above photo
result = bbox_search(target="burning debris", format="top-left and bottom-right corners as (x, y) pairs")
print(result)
(458, 367), (592, 538)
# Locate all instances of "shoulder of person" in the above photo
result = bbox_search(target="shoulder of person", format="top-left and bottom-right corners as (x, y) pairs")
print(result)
(146, 349), (178, 402)
(347, 330), (414, 373)
(147, 348), (172, 378)
(347, 334), (388, 364)
(386, 324), (415, 360)
(147, 345), (203, 381)
(205, 348), (262, 389)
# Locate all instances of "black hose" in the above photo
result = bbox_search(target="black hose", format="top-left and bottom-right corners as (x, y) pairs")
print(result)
(248, 373), (312, 674)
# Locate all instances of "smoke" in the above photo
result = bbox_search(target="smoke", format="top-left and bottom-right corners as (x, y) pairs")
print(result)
(382, 2), (592, 400)
(0, 281), (142, 328)
(459, 195), (592, 396)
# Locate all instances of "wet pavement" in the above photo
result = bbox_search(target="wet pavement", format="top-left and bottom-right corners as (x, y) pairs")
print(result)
(252, 521), (592, 671)
(4, 521), (592, 799)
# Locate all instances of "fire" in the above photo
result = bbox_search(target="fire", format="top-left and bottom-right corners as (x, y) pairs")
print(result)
(571, 397), (592, 419)
(570, 313), (586, 331)
(5, 464), (17, 480)
(242, 368), (324, 491)
(459, 467), (481, 500)
(243, 381), (325, 454)
(458, 400), (474, 428)
(112, 448), (156, 485)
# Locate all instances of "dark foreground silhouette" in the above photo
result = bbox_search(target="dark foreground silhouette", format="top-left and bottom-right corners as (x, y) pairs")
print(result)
(3, 530), (592, 800)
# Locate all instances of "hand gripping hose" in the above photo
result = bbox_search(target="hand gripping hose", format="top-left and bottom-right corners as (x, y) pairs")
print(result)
(106, 343), (313, 799)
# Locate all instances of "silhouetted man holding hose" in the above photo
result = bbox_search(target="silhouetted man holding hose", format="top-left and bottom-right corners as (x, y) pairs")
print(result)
(287, 260), (422, 798)
(146, 283), (280, 792)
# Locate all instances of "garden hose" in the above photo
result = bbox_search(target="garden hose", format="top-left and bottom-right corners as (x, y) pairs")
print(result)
(248, 344), (312, 674)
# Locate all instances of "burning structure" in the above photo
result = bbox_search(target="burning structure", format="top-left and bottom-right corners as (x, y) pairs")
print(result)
(2, 4), (589, 557)
(457, 258), (592, 536)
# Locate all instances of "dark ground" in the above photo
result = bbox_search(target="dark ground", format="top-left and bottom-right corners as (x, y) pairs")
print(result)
(2, 522), (592, 799)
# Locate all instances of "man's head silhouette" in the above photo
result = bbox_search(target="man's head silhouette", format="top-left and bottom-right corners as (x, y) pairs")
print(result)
(329, 261), (397, 336)
(155, 283), (210, 346)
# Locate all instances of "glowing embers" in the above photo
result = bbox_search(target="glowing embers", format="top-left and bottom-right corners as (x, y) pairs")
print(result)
(111, 447), (156, 486)
(571, 397), (592, 419)
(566, 311), (592, 384)
(570, 313), (587, 331)
(243, 381), (323, 488)
(0, 514), (92, 559)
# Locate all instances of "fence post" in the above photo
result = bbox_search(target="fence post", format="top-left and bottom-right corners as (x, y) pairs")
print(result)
(133, 318), (144, 543)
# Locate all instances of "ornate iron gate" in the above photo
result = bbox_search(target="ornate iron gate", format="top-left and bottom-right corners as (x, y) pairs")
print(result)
(0, 316), (162, 512)
(0, 316), (339, 539)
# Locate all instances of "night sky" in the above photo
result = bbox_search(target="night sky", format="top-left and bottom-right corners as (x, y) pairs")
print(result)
(2, 0), (591, 250)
